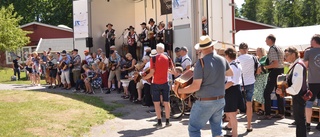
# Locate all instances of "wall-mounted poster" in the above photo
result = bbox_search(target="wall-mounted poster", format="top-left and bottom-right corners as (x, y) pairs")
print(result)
(73, 0), (89, 38)
(172, 0), (188, 20)
(160, 0), (172, 15)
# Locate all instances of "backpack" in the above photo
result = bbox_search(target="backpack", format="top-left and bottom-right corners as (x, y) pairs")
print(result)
(252, 56), (259, 75)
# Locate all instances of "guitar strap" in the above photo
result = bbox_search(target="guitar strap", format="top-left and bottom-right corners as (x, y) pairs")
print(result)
(199, 58), (205, 79)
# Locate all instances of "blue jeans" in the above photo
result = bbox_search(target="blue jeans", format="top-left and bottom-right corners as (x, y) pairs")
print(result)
(243, 84), (254, 102)
(188, 98), (225, 137)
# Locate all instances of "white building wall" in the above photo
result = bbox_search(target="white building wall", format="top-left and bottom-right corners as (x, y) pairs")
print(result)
(90, 0), (135, 55)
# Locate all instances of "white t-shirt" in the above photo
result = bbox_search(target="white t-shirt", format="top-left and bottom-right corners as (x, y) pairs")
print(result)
(141, 62), (150, 85)
(181, 55), (192, 70)
(226, 60), (242, 86)
(238, 54), (256, 85)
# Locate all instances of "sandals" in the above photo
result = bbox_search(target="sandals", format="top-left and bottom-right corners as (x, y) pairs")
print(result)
(256, 109), (265, 116)
(247, 128), (253, 132)
(258, 115), (272, 120)
(272, 114), (285, 119)
(222, 126), (232, 131)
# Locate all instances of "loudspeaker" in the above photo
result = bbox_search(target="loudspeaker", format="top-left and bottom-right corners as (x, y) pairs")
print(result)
(164, 29), (173, 44)
(86, 37), (93, 47)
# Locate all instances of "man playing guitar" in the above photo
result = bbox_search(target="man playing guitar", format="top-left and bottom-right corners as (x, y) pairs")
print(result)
(125, 26), (138, 60)
(102, 23), (116, 57)
(139, 22), (149, 58)
(148, 18), (157, 49)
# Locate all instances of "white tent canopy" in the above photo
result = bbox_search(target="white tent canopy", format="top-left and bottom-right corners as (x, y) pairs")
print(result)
(235, 25), (320, 51)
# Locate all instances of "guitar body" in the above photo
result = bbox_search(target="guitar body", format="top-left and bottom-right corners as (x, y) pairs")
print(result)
(141, 68), (152, 83)
(277, 74), (289, 98)
(108, 61), (117, 71)
(128, 37), (134, 46)
(173, 69), (194, 100)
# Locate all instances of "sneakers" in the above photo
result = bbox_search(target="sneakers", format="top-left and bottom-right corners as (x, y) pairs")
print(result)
(148, 109), (156, 113)
(105, 89), (111, 94)
(153, 123), (162, 129)
(165, 122), (172, 127)
(72, 89), (79, 93)
(316, 123), (320, 131)
(307, 123), (311, 132)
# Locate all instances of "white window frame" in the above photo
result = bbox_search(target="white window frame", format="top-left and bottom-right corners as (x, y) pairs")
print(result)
(6, 46), (37, 64)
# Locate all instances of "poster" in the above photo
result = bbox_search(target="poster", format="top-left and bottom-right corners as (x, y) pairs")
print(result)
(160, 0), (172, 15)
(172, 0), (188, 20)
(73, 0), (89, 38)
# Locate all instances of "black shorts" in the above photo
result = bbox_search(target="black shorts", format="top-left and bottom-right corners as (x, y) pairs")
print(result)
(224, 85), (242, 112)
(309, 83), (320, 101)
(26, 67), (32, 73)
(49, 69), (57, 78)
(151, 83), (170, 102)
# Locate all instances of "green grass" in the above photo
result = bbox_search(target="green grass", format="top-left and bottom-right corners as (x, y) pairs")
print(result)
(0, 90), (121, 137)
(0, 67), (46, 84)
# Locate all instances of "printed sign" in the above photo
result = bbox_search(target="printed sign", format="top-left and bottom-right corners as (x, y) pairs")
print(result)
(160, 0), (172, 15)
(172, 0), (188, 20)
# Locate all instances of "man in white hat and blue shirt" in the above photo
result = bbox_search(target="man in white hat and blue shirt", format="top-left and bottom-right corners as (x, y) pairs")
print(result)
(175, 35), (233, 137)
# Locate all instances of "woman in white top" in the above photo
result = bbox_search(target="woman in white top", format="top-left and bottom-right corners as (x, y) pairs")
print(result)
(224, 48), (242, 137)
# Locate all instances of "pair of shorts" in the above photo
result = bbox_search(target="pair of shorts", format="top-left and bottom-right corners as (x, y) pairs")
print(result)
(242, 84), (254, 102)
(225, 85), (242, 112)
(26, 67), (32, 73)
(306, 83), (320, 108)
(151, 83), (170, 102)
(49, 69), (57, 78)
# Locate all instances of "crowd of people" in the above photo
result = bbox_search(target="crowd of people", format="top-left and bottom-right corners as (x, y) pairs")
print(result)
(11, 18), (320, 137)
(174, 34), (320, 137)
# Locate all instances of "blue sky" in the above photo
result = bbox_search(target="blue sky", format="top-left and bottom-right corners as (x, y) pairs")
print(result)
(235, 0), (245, 8)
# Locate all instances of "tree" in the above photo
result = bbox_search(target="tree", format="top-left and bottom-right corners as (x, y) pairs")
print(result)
(235, 6), (241, 18)
(0, 4), (30, 51)
(240, 0), (260, 21)
(0, 0), (73, 28)
(300, 0), (320, 26)
(256, 0), (274, 25)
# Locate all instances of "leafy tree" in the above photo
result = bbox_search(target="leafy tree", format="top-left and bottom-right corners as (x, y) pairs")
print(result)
(235, 6), (241, 18)
(256, 0), (274, 25)
(0, 0), (73, 28)
(0, 4), (30, 51)
(300, 0), (320, 26)
(240, 0), (260, 21)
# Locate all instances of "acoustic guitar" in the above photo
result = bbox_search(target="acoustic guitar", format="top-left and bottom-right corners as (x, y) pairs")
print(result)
(173, 69), (194, 100)
(277, 74), (289, 98)
(141, 67), (152, 83)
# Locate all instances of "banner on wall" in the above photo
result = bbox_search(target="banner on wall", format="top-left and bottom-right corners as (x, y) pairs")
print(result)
(160, 0), (172, 15)
(172, 0), (188, 20)
(73, 0), (89, 38)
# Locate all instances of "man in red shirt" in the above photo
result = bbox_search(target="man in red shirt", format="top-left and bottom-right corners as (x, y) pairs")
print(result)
(143, 43), (175, 128)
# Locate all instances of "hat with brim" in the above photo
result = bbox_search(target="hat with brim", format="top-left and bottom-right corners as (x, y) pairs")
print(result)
(194, 35), (218, 50)
(128, 26), (135, 30)
(149, 49), (157, 57)
(106, 23), (113, 27)
(140, 22), (146, 25)
(61, 50), (67, 56)
(148, 18), (155, 24)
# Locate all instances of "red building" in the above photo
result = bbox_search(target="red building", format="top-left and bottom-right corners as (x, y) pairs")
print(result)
(1, 22), (73, 67)
(235, 17), (278, 31)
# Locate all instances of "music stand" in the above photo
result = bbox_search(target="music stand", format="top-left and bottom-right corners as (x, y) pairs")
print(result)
(118, 29), (128, 57)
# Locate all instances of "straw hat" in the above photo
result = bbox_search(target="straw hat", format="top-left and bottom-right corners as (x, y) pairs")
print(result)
(194, 35), (218, 50)
(149, 49), (157, 57)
